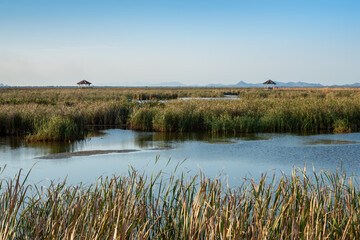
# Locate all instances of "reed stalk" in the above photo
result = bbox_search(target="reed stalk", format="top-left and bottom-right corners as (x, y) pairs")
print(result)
(0, 165), (359, 239)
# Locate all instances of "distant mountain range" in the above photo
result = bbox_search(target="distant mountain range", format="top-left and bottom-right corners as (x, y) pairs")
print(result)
(98, 81), (186, 87)
(207, 81), (360, 88)
(206, 81), (326, 88)
(115, 81), (360, 88)
(151, 81), (360, 88)
(102, 80), (360, 88)
(2, 81), (360, 88)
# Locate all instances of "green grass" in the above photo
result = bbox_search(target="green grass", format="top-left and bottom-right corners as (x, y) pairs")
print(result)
(1, 87), (360, 141)
(1, 165), (360, 239)
(130, 93), (360, 133)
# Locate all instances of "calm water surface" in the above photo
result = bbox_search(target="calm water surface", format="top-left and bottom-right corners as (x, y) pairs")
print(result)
(1, 129), (360, 186)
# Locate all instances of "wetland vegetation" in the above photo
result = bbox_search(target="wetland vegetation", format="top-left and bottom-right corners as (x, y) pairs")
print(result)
(1, 166), (360, 239)
(1, 87), (360, 238)
(1, 87), (360, 141)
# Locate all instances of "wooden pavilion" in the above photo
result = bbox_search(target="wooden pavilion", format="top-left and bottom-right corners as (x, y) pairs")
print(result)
(263, 79), (276, 89)
(77, 80), (92, 88)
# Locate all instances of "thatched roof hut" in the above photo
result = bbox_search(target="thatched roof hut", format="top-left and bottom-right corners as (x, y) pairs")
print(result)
(263, 79), (276, 89)
(77, 80), (92, 88)
(263, 79), (276, 85)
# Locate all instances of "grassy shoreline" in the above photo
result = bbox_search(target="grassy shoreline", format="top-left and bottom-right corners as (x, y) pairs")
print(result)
(1, 87), (360, 141)
(1, 166), (359, 239)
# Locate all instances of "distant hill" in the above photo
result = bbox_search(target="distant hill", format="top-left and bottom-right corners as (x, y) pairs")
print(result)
(0, 83), (7, 87)
(206, 81), (260, 87)
(151, 81), (185, 87)
(330, 82), (360, 88)
(207, 81), (325, 88)
(100, 81), (186, 87)
(98, 79), (360, 88)
(274, 81), (324, 88)
(233, 81), (263, 87)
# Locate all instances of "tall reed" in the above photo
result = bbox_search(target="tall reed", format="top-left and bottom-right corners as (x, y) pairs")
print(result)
(2, 88), (360, 141)
(0, 165), (359, 239)
(130, 95), (360, 133)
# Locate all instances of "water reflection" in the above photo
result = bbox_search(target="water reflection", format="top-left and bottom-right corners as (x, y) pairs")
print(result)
(0, 136), (22, 150)
(0, 136), (83, 155)
(136, 94), (240, 103)
(178, 96), (240, 101)
(0, 129), (360, 186)
(26, 142), (75, 154)
(134, 131), (269, 146)
(0, 131), (272, 156)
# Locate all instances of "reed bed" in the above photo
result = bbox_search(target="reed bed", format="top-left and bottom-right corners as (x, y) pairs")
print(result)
(1, 87), (360, 141)
(0, 165), (360, 239)
(130, 91), (360, 133)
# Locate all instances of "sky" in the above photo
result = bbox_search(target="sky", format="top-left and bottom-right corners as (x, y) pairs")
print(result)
(0, 0), (359, 86)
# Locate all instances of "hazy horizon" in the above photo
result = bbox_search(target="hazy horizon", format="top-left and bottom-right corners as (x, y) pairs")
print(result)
(1, 0), (359, 86)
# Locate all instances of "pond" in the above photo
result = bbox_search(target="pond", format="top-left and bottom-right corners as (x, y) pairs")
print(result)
(1, 129), (360, 186)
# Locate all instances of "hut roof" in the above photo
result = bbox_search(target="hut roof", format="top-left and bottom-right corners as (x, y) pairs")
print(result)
(263, 79), (276, 85)
(77, 80), (92, 85)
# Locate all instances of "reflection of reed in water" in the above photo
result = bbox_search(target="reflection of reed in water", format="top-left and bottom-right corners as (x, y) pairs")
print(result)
(0, 136), (20, 153)
(134, 131), (269, 147)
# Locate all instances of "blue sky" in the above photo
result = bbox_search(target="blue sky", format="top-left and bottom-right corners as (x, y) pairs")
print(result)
(0, 0), (359, 86)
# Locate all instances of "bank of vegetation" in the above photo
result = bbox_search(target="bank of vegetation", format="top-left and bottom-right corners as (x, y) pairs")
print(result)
(0, 166), (359, 239)
(1, 87), (360, 141)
